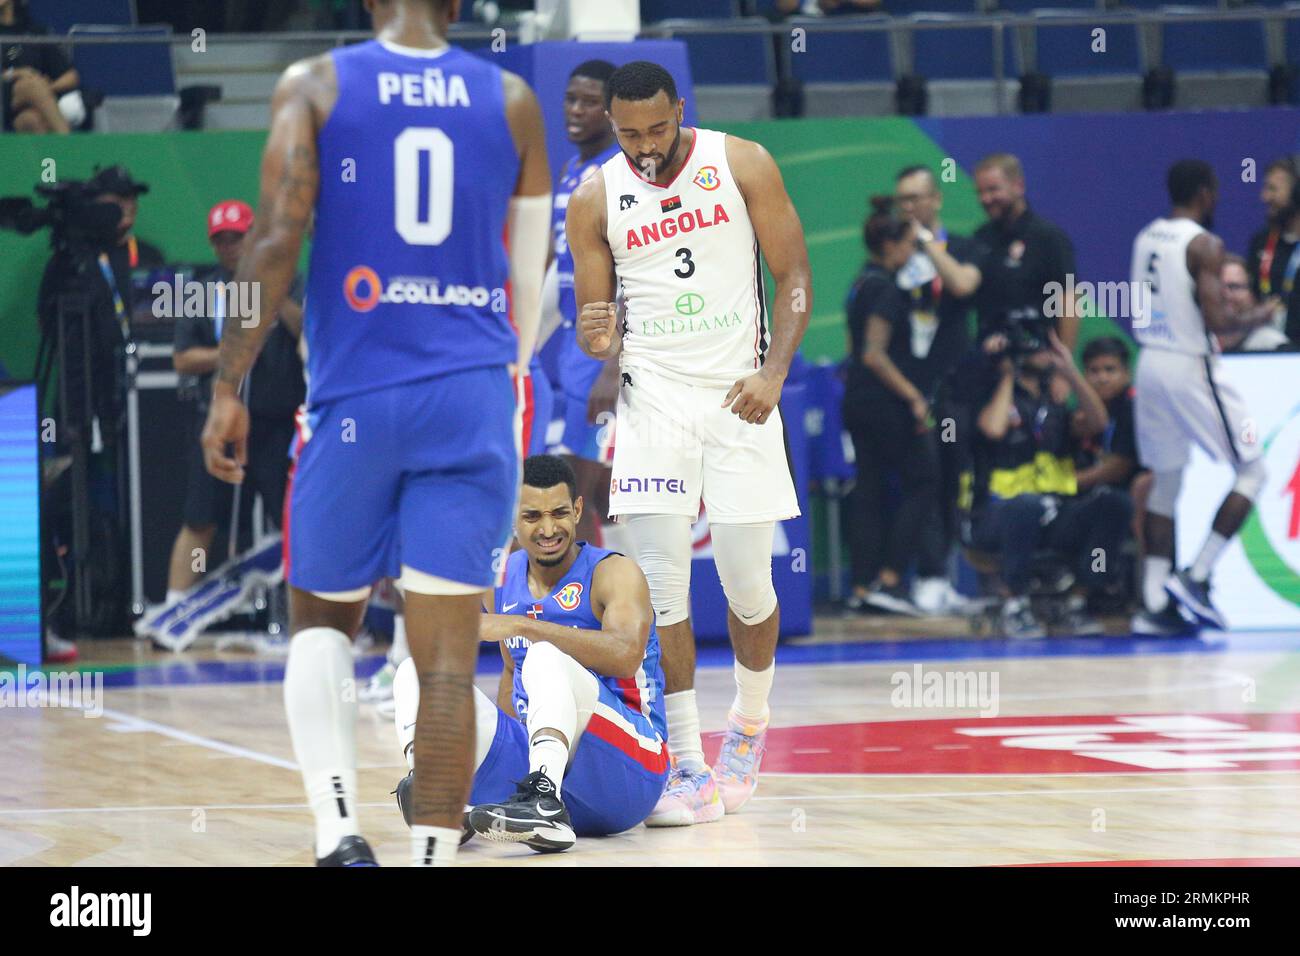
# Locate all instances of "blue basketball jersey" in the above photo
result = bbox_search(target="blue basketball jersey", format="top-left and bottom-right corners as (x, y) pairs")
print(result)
(552, 147), (620, 329)
(552, 145), (619, 397)
(305, 40), (520, 405)
(494, 543), (666, 740)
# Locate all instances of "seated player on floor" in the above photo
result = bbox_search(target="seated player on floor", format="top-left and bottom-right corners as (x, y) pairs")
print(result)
(391, 455), (669, 853)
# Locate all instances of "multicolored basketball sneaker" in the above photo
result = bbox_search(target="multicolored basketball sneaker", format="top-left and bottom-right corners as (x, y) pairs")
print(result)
(712, 710), (769, 813)
(644, 762), (725, 827)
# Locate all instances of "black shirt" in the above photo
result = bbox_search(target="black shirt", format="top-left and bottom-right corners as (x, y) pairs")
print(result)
(897, 230), (976, 395)
(1248, 226), (1300, 343)
(0, 15), (73, 80)
(1073, 387), (1137, 488)
(842, 261), (910, 422)
(174, 267), (305, 418)
(970, 206), (1076, 342)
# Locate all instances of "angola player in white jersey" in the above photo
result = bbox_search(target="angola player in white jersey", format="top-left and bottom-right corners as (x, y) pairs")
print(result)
(1130, 160), (1279, 635)
(566, 61), (811, 825)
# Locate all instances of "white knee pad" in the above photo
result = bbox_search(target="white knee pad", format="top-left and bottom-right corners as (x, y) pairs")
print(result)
(711, 522), (778, 626)
(623, 513), (693, 627)
(1147, 470), (1183, 519)
(1233, 457), (1267, 501)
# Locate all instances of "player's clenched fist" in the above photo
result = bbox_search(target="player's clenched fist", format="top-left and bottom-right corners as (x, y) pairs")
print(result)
(579, 301), (617, 356)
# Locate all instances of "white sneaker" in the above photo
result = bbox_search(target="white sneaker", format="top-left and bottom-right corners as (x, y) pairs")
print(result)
(45, 629), (78, 663)
(914, 578), (977, 615)
(912, 577), (949, 615)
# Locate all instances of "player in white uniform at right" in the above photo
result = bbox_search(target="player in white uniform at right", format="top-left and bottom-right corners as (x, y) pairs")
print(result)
(1130, 160), (1279, 634)
(566, 61), (812, 825)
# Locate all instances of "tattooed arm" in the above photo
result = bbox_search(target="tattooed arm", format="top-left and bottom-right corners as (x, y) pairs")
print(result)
(203, 56), (331, 483)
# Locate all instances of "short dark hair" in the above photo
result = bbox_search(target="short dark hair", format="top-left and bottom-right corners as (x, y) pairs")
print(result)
(863, 195), (911, 255)
(1266, 157), (1300, 181)
(896, 164), (937, 188)
(1082, 335), (1131, 368)
(1167, 159), (1216, 206)
(605, 61), (678, 109)
(522, 454), (577, 502)
(570, 59), (616, 86)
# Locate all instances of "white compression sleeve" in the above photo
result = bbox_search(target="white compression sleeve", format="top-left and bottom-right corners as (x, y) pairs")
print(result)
(508, 193), (553, 369)
(536, 257), (564, 352)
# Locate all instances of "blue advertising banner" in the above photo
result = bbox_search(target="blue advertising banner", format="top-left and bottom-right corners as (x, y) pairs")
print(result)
(0, 383), (41, 667)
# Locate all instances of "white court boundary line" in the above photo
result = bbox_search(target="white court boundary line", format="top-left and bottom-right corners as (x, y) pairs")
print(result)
(98, 707), (297, 770)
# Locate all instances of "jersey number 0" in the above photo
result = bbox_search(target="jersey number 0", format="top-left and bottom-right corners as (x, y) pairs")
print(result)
(394, 127), (453, 246)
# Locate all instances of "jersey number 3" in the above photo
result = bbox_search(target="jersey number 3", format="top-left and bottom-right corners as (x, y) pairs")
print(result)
(394, 127), (453, 246)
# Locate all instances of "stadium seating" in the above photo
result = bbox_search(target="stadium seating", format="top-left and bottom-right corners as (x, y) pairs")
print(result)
(70, 25), (179, 131)
(995, 0), (1096, 11)
(27, 0), (134, 34)
(785, 15), (896, 117)
(1027, 9), (1146, 111)
(675, 19), (777, 119)
(909, 14), (1020, 115)
(642, 0), (738, 23)
(1157, 5), (1272, 107)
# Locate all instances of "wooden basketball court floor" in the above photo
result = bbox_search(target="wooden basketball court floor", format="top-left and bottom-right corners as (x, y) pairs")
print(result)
(4, 620), (1300, 867)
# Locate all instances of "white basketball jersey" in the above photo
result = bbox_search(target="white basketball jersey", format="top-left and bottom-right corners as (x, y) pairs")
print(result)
(1130, 216), (1211, 355)
(602, 128), (765, 386)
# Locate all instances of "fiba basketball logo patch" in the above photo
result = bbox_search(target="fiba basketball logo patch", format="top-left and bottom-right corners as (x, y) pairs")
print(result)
(693, 165), (720, 191)
(555, 582), (583, 611)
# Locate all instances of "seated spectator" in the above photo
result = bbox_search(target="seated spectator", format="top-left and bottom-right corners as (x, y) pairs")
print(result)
(1219, 255), (1293, 353)
(842, 197), (950, 616)
(967, 327), (1129, 638)
(1074, 336), (1139, 493)
(0, 0), (80, 133)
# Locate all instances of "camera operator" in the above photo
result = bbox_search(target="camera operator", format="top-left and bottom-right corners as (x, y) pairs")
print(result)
(968, 327), (1127, 638)
(1245, 158), (1300, 341)
(166, 200), (304, 600)
(87, 166), (166, 303)
(969, 153), (1080, 353)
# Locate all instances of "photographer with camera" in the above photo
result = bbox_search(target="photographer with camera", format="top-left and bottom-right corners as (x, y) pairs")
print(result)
(967, 327), (1126, 638)
(969, 154), (1080, 353)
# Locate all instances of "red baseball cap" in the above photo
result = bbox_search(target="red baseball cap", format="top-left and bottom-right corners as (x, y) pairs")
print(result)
(208, 200), (254, 238)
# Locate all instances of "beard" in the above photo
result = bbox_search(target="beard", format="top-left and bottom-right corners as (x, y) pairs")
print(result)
(624, 124), (682, 183)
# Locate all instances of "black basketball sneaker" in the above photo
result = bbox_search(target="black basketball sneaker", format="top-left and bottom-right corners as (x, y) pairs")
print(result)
(316, 835), (378, 867)
(467, 770), (576, 853)
(1165, 569), (1227, 630)
(392, 770), (475, 845)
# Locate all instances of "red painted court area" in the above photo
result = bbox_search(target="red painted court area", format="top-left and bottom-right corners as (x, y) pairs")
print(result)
(705, 713), (1300, 775)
